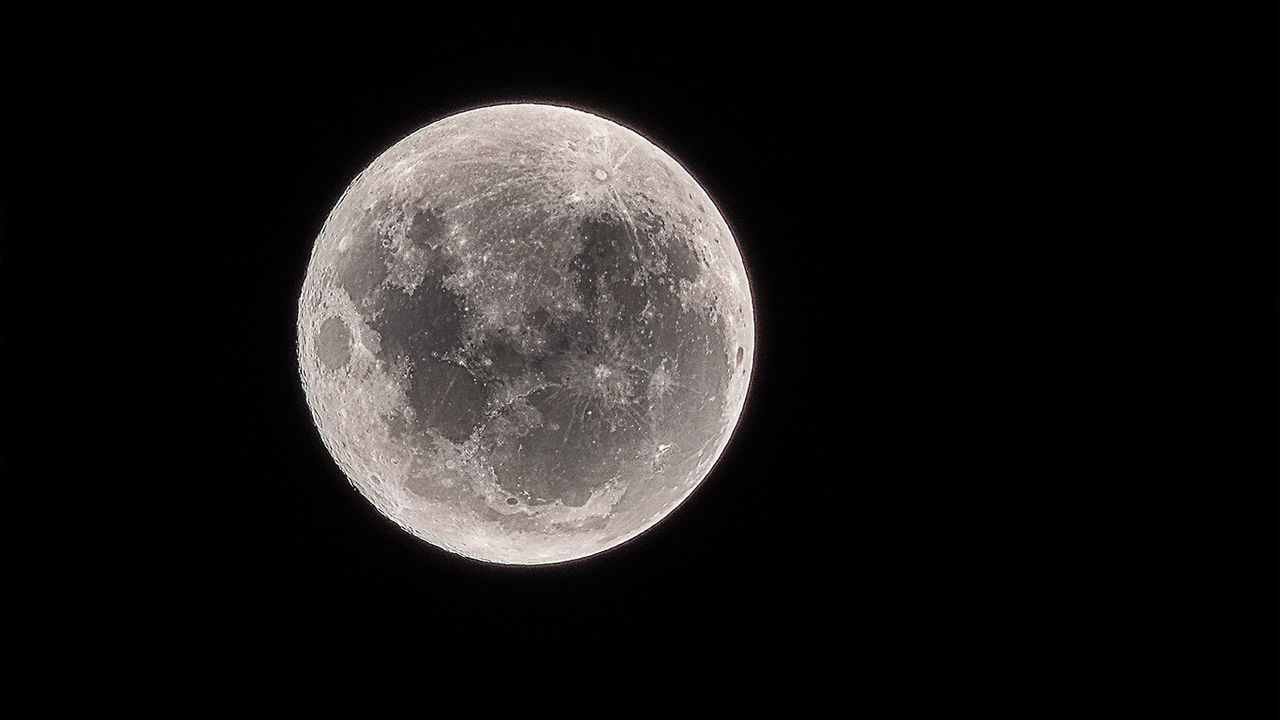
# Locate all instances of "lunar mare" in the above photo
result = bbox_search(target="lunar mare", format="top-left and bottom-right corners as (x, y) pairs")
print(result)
(298, 104), (754, 564)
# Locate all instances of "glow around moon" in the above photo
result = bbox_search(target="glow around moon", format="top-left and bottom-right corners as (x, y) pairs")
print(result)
(298, 104), (754, 564)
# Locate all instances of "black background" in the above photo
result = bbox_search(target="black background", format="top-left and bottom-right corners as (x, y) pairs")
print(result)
(2, 3), (1275, 711)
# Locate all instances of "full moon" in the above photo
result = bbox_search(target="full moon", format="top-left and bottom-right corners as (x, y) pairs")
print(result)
(298, 104), (754, 564)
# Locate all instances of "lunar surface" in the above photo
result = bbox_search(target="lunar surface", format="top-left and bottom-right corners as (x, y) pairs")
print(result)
(298, 104), (754, 564)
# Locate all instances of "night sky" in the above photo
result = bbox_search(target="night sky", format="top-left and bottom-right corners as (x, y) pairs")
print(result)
(5, 2), (1264, 710)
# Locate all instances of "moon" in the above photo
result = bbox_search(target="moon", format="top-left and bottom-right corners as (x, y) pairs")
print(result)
(298, 103), (754, 564)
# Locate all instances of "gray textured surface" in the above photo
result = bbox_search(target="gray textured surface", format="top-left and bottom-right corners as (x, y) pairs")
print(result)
(298, 104), (754, 564)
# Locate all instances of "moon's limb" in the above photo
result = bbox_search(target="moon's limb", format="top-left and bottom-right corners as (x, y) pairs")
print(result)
(298, 104), (754, 564)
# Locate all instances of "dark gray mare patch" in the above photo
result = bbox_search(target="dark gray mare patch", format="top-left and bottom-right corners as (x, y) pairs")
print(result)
(316, 317), (352, 370)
